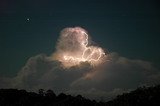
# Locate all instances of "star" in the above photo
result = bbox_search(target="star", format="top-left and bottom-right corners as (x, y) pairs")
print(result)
(26, 18), (30, 22)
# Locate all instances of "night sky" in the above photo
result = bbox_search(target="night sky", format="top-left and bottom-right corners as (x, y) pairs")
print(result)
(0, 0), (160, 78)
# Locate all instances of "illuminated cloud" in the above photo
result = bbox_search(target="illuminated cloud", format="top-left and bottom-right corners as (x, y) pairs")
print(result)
(7, 52), (159, 101)
(0, 27), (160, 101)
(52, 27), (107, 68)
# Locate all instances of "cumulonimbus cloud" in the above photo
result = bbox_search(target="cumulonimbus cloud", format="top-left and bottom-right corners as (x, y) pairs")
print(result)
(52, 27), (107, 68)
(0, 27), (160, 101)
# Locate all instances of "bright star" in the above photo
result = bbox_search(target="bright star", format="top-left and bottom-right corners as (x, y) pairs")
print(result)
(27, 18), (30, 22)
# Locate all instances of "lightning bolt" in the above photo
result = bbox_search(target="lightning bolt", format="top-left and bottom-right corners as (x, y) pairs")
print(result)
(62, 29), (106, 66)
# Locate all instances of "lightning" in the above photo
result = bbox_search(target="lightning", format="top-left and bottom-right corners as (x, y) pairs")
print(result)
(52, 27), (107, 68)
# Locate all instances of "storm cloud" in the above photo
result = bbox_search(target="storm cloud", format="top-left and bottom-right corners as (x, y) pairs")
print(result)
(1, 52), (159, 101)
(0, 27), (160, 101)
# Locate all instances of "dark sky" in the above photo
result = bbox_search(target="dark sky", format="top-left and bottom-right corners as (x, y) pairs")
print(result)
(0, 0), (160, 76)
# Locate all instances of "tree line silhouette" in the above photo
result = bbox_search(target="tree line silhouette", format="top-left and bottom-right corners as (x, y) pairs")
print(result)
(0, 85), (160, 106)
(106, 85), (160, 106)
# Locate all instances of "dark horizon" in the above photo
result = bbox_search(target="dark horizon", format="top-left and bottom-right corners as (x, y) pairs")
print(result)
(0, 84), (160, 105)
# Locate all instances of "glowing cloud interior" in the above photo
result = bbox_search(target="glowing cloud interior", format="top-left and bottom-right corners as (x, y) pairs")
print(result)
(53, 27), (107, 68)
